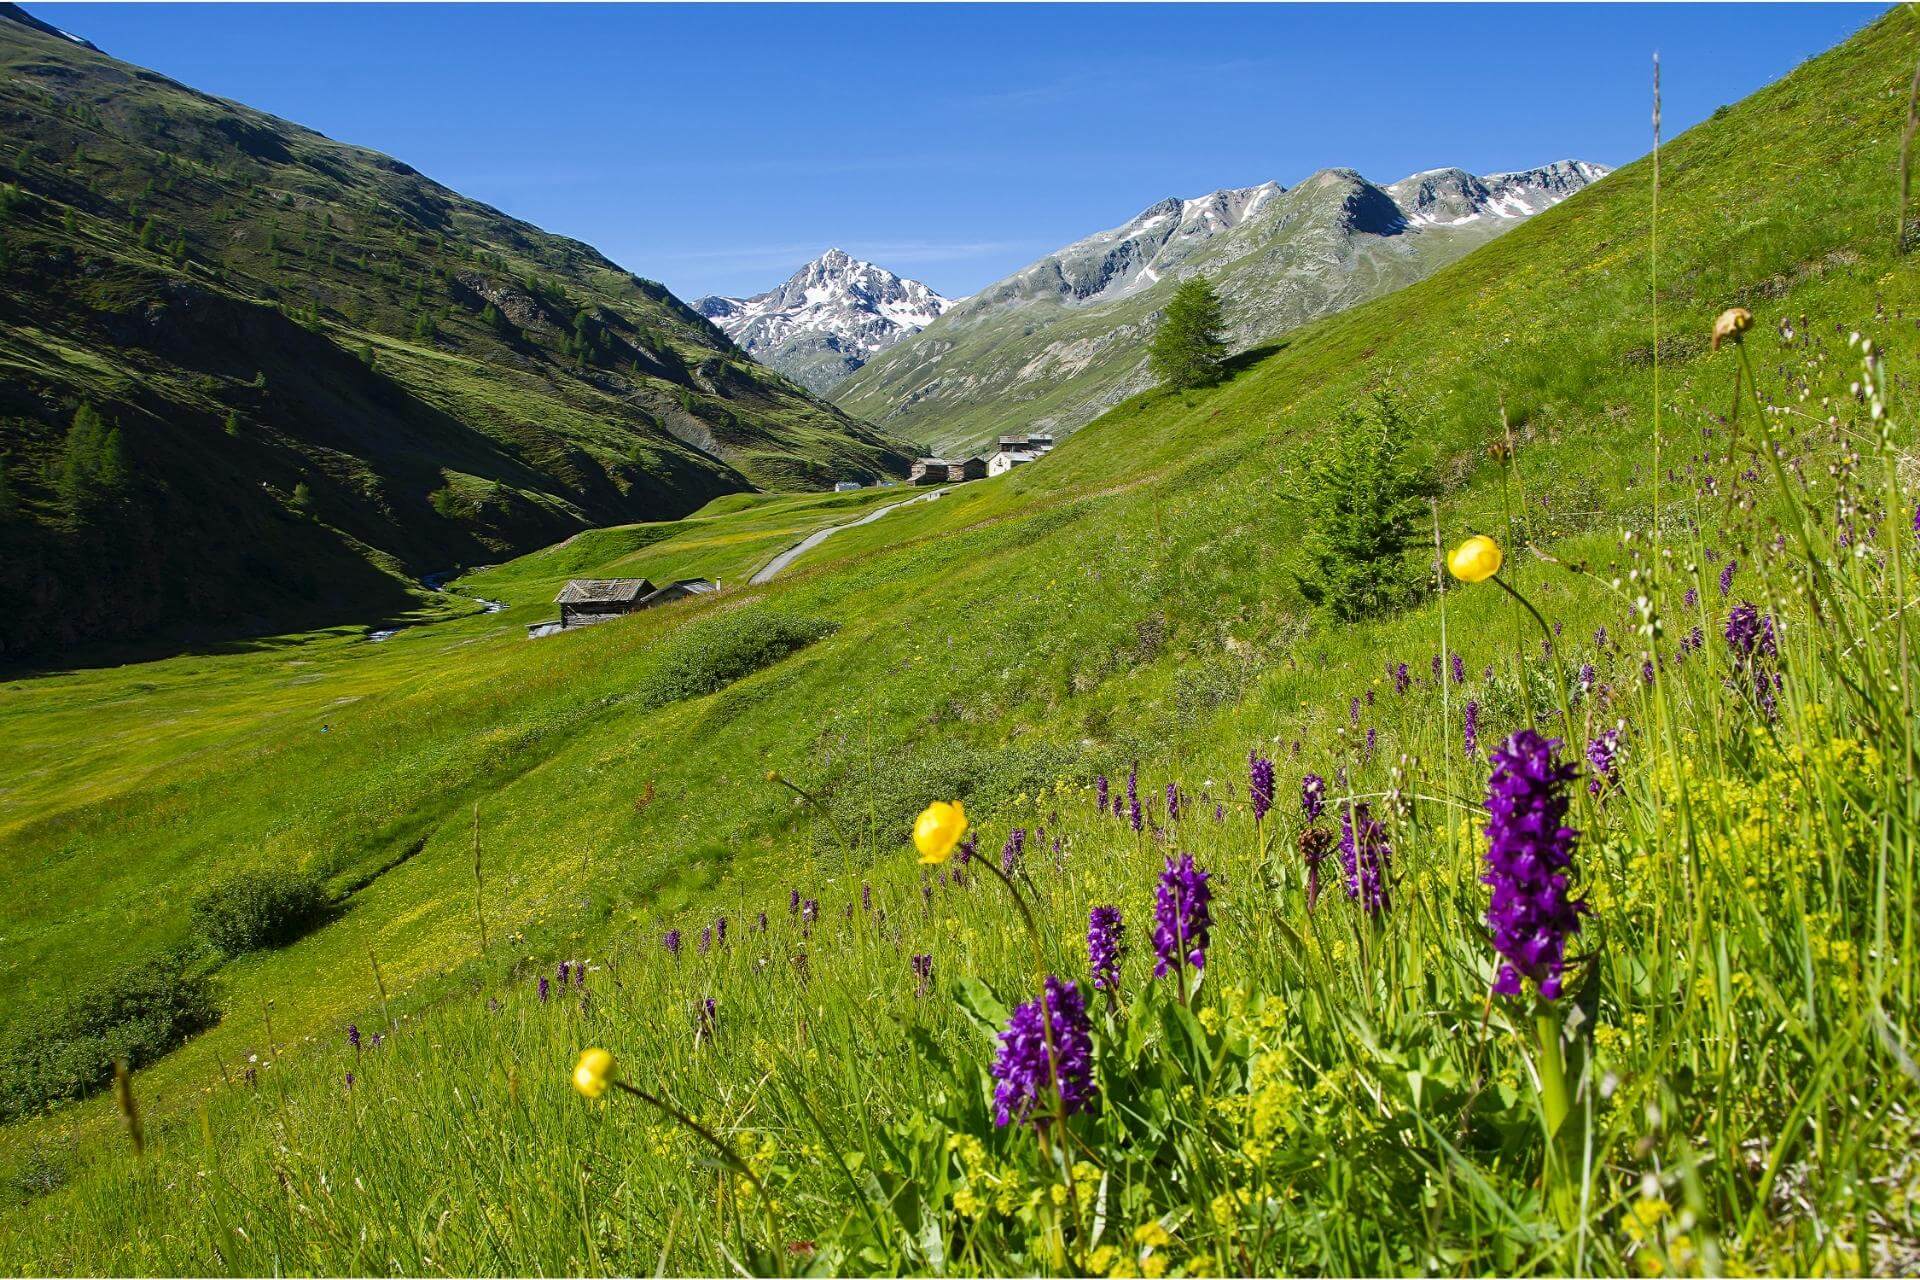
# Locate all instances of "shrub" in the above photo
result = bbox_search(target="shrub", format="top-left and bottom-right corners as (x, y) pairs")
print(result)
(0, 948), (217, 1122)
(632, 609), (835, 711)
(190, 867), (332, 955)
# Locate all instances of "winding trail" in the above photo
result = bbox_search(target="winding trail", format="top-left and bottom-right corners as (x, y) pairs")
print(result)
(750, 487), (949, 584)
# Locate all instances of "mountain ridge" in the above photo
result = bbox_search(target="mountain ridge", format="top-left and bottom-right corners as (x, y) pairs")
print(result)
(0, 5), (912, 660)
(833, 158), (1607, 454)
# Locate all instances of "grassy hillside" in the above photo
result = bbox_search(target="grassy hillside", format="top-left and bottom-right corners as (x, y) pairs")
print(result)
(3, 7), (1918, 1275)
(0, 5), (911, 661)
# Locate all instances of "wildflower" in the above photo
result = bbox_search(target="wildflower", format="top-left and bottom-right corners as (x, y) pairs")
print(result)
(911, 953), (933, 996)
(1447, 535), (1503, 583)
(697, 997), (716, 1036)
(1339, 803), (1392, 914)
(664, 929), (682, 958)
(1452, 653), (1467, 684)
(757, 911), (769, 932)
(700, 926), (714, 955)
(802, 898), (819, 927)
(1913, 501), (1920, 541)
(1299, 823), (1334, 910)
(957, 835), (975, 865)
(1096, 773), (1110, 813)
(1587, 727), (1620, 796)
(538, 976), (551, 1002)
(1719, 559), (1737, 597)
(988, 976), (1097, 1126)
(1088, 906), (1125, 992)
(1683, 586), (1698, 609)
(913, 800), (969, 864)
(1349, 696), (1361, 725)
(1165, 782), (1181, 822)
(1578, 663), (1596, 695)
(789, 888), (800, 916)
(572, 1047), (615, 1099)
(345, 1071), (354, 1089)
(1364, 727), (1376, 761)
(1463, 700), (1480, 759)
(1724, 601), (1776, 662)
(1392, 662), (1411, 695)
(1483, 729), (1586, 1000)
(346, 1024), (360, 1052)
(1641, 658), (1655, 686)
(1152, 854), (1213, 978)
(558, 960), (572, 986)
(1301, 772), (1325, 821)
(1001, 828), (1026, 874)
(861, 882), (873, 912)
(1710, 305), (1752, 351)
(1127, 763), (1142, 833)
(1249, 752), (1275, 824)
(716, 917), (728, 946)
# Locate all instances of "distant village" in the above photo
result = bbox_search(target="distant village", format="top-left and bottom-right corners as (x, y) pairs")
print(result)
(903, 432), (1055, 485)
(530, 434), (1056, 638)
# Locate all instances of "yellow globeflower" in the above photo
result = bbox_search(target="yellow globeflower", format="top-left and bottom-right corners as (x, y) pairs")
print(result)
(572, 1047), (616, 1099)
(1447, 535), (1503, 584)
(912, 800), (968, 864)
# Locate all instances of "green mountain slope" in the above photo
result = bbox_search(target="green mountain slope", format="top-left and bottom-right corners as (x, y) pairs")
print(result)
(0, 5), (911, 661)
(1, 6), (1915, 1274)
(832, 160), (1603, 456)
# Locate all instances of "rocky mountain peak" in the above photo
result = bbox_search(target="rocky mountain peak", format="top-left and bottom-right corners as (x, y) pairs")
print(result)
(694, 251), (953, 394)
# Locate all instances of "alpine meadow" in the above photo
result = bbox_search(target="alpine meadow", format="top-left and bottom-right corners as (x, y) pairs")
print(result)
(3, 4), (1920, 1279)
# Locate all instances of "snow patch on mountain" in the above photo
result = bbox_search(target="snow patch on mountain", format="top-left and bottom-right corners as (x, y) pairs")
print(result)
(695, 249), (953, 393)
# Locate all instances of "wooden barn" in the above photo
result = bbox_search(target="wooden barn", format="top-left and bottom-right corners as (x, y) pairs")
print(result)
(554, 578), (654, 628)
(539, 577), (719, 635)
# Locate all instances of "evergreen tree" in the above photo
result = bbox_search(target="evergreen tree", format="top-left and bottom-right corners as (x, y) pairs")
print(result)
(56, 403), (132, 520)
(1295, 392), (1434, 622)
(291, 481), (313, 510)
(223, 410), (240, 437)
(0, 454), (16, 520)
(1149, 275), (1228, 390)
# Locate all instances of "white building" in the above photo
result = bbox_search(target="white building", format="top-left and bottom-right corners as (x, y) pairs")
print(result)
(987, 449), (1036, 477)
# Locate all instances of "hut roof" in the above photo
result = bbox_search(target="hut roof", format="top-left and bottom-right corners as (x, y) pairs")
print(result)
(555, 578), (653, 605)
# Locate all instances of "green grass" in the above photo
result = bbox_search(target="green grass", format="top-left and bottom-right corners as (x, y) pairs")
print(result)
(2, 8), (1919, 1275)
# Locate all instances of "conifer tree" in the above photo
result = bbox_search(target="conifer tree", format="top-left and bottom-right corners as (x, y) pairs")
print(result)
(1295, 392), (1434, 621)
(1149, 275), (1228, 390)
(57, 403), (132, 520)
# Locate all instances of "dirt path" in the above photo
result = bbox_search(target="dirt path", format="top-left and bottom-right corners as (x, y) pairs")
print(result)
(749, 487), (949, 584)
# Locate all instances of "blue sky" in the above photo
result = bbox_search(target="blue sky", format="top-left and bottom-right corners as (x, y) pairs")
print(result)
(36, 3), (1882, 300)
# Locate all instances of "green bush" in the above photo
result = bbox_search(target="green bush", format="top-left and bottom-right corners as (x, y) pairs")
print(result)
(633, 609), (835, 711)
(190, 867), (332, 955)
(0, 949), (217, 1122)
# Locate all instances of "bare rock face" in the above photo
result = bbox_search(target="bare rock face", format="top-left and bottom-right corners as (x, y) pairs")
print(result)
(694, 249), (952, 393)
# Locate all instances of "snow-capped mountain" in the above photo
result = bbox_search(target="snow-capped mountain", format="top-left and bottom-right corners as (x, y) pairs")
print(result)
(835, 159), (1608, 454)
(1386, 160), (1610, 227)
(695, 249), (953, 393)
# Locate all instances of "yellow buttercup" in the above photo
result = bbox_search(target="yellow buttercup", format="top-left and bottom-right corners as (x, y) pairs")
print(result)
(1447, 535), (1503, 584)
(912, 800), (968, 864)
